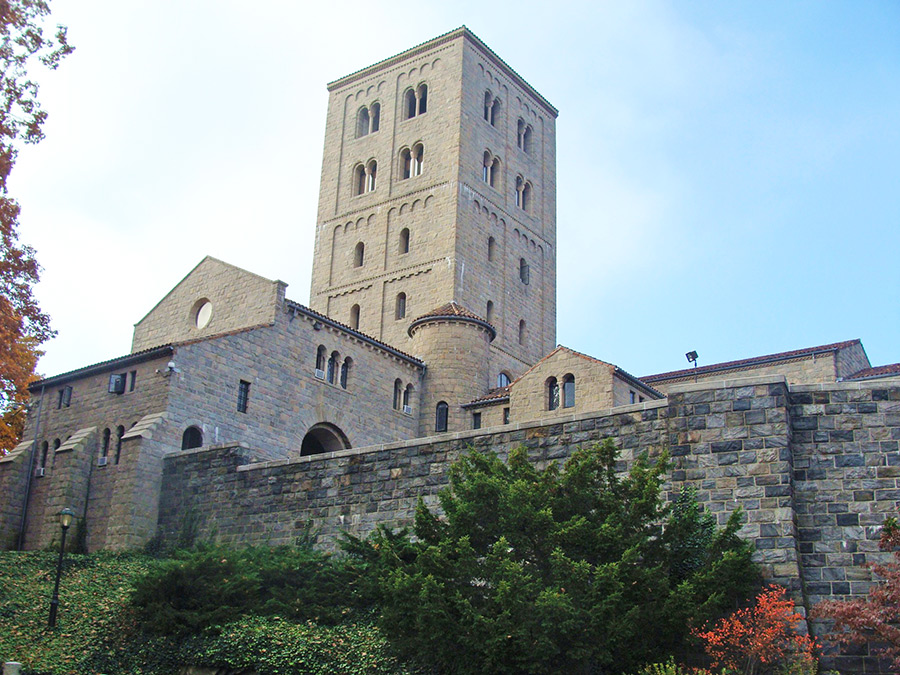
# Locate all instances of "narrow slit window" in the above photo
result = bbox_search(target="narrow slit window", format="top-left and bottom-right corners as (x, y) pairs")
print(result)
(395, 292), (407, 320)
(563, 374), (575, 408)
(237, 380), (251, 413)
(350, 304), (360, 330)
(399, 228), (410, 254)
(435, 401), (449, 432)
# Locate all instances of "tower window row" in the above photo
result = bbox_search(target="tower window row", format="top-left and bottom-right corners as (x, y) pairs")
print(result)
(316, 345), (352, 389)
(355, 102), (381, 138)
(349, 228), (409, 272)
(400, 143), (424, 179)
(393, 379), (415, 414)
(403, 84), (428, 120)
(516, 119), (533, 154)
(515, 176), (533, 212)
(353, 144), (427, 196)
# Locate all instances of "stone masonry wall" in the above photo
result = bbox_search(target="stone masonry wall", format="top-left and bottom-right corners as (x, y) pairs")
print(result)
(156, 376), (900, 671)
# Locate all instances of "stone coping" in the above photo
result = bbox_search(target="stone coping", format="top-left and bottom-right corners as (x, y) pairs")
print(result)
(55, 427), (97, 455)
(794, 377), (900, 392)
(666, 374), (788, 394)
(236, 399), (669, 473)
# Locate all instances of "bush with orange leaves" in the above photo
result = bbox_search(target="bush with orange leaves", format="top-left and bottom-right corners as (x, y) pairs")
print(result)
(814, 516), (900, 669)
(693, 584), (817, 675)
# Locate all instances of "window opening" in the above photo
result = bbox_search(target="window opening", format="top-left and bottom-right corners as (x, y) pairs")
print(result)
(340, 358), (351, 389)
(370, 102), (380, 132)
(395, 292), (407, 320)
(563, 374), (575, 408)
(629, 390), (636, 404)
(503, 407), (510, 424)
(350, 304), (360, 330)
(518, 319), (526, 345)
(400, 147), (411, 179)
(498, 372), (511, 387)
(356, 107), (370, 138)
(237, 380), (251, 413)
(473, 412), (482, 429)
(354, 241), (365, 267)
(327, 353), (339, 385)
(519, 258), (530, 284)
(487, 236), (495, 262)
(40, 441), (48, 469)
(412, 143), (424, 176)
(101, 428), (110, 458)
(548, 377), (560, 411)
(57, 386), (72, 408)
(129, 371), (136, 392)
(417, 84), (427, 114)
(403, 384), (413, 411)
(316, 345), (327, 372)
(435, 401), (449, 432)
(182, 426), (203, 450)
(393, 379), (403, 410)
(399, 228), (410, 254)
(485, 300), (494, 324)
(115, 425), (124, 464)
(482, 152), (500, 187)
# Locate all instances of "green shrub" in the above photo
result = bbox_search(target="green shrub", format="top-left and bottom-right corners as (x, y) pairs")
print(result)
(633, 659), (711, 675)
(345, 441), (760, 675)
(130, 543), (372, 635)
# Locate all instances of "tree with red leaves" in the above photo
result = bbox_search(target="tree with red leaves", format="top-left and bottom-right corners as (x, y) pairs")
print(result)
(0, 0), (73, 453)
(814, 517), (900, 669)
(693, 584), (817, 674)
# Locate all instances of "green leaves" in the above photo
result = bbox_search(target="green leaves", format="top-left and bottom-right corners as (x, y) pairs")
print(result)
(348, 441), (760, 674)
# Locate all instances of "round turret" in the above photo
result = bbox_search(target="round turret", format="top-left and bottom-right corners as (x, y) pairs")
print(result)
(408, 302), (495, 435)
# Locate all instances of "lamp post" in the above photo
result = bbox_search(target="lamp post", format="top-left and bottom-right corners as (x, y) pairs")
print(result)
(48, 507), (75, 628)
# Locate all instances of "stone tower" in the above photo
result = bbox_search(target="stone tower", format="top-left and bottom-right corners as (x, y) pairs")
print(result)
(309, 27), (558, 387)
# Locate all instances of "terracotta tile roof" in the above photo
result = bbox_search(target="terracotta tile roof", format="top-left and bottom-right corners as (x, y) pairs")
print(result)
(414, 302), (486, 322)
(463, 386), (511, 408)
(30, 345), (175, 390)
(642, 339), (862, 383)
(408, 302), (496, 339)
(846, 363), (900, 380)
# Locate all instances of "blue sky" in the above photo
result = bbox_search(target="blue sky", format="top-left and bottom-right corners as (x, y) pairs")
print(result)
(12, 0), (899, 378)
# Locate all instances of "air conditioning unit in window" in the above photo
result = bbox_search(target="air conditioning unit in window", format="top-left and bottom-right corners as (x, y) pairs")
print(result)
(314, 369), (326, 380)
(403, 405), (413, 415)
(108, 373), (126, 394)
(97, 456), (108, 467)
(35, 467), (45, 477)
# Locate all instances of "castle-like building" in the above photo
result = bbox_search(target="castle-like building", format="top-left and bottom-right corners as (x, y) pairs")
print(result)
(1, 27), (897, 583)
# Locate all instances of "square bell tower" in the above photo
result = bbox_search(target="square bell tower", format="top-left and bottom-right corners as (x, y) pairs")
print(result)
(309, 27), (557, 384)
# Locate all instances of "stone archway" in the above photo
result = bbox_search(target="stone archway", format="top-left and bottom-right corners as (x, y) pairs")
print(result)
(300, 423), (350, 457)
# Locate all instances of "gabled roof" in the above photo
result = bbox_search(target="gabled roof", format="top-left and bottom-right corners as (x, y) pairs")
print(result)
(407, 302), (496, 339)
(642, 340), (863, 383)
(846, 363), (900, 381)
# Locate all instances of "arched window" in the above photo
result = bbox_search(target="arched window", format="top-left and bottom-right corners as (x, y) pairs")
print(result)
(53, 438), (60, 451)
(521, 182), (532, 212)
(400, 147), (412, 179)
(498, 372), (511, 387)
(40, 441), (48, 469)
(354, 164), (366, 195)
(115, 425), (125, 464)
(101, 428), (110, 458)
(412, 143), (424, 176)
(403, 384), (413, 411)
(182, 426), (203, 450)
(399, 228), (410, 254)
(350, 304), (360, 330)
(354, 241), (365, 267)
(517, 119), (525, 147)
(404, 84), (428, 120)
(356, 107), (370, 138)
(563, 374), (576, 408)
(519, 258), (530, 284)
(515, 175), (524, 207)
(370, 102), (380, 132)
(518, 319), (526, 345)
(548, 377), (560, 410)
(487, 236), (496, 262)
(340, 357), (352, 389)
(366, 159), (377, 192)
(327, 351), (339, 384)
(393, 379), (403, 410)
(484, 91), (493, 122)
(435, 401), (449, 432)
(418, 84), (428, 114)
(404, 88), (417, 120)
(485, 300), (494, 324)
(523, 125), (533, 154)
(316, 345), (327, 373)
(482, 152), (500, 187)
(395, 292), (407, 320)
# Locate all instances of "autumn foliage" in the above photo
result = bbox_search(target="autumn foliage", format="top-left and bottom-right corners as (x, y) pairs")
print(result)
(693, 584), (817, 675)
(0, 1), (73, 453)
(814, 516), (900, 668)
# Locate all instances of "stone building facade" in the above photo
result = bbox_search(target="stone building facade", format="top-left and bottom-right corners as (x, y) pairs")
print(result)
(1, 26), (899, 672)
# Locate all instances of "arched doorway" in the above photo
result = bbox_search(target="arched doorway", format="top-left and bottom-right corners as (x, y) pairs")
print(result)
(300, 423), (350, 457)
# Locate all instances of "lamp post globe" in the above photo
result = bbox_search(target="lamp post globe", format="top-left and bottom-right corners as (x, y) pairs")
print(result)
(48, 508), (75, 628)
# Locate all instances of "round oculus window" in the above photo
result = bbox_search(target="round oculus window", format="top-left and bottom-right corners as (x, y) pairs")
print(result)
(195, 301), (213, 329)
